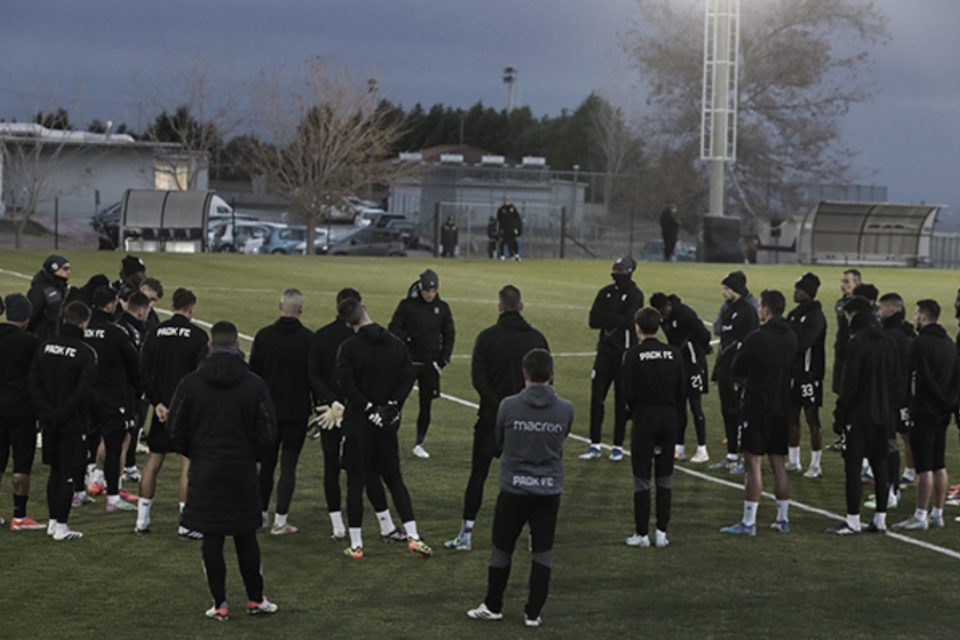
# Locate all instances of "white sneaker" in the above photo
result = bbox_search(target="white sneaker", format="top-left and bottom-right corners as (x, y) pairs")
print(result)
(785, 462), (803, 473)
(467, 602), (503, 621)
(803, 465), (823, 478)
(625, 533), (650, 547)
(690, 450), (709, 463)
(247, 597), (278, 615)
(525, 615), (542, 627)
(270, 523), (298, 535)
(412, 444), (430, 458)
(655, 529), (669, 548)
(53, 526), (83, 541)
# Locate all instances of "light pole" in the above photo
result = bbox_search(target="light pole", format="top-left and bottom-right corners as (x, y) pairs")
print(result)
(503, 67), (517, 114)
(701, 0), (740, 217)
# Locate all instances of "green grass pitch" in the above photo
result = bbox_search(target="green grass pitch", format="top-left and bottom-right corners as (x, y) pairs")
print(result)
(2, 251), (960, 639)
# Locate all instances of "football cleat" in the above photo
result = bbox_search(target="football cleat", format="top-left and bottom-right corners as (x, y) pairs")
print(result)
(690, 450), (710, 463)
(610, 447), (624, 462)
(206, 605), (229, 621)
(467, 602), (503, 621)
(270, 523), (298, 535)
(655, 530), (669, 548)
(803, 466), (823, 478)
(106, 499), (137, 512)
(10, 517), (46, 531)
(784, 462), (802, 473)
(408, 537), (433, 557)
(770, 520), (790, 533)
(444, 536), (472, 551)
(825, 523), (861, 535)
(412, 445), (430, 459)
(525, 615), (542, 628)
(381, 527), (408, 543)
(625, 533), (650, 548)
(344, 546), (364, 559)
(863, 522), (887, 534)
(720, 522), (756, 536)
(893, 517), (928, 531)
(578, 446), (602, 460)
(178, 526), (204, 540)
(247, 597), (278, 615)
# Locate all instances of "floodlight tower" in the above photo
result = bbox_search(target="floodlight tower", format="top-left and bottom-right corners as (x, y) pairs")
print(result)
(503, 66), (517, 114)
(701, 0), (740, 217)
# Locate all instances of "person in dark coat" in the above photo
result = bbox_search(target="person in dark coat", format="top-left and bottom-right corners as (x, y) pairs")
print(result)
(388, 269), (456, 458)
(720, 290), (797, 536)
(827, 296), (899, 535)
(111, 255), (147, 304)
(250, 289), (313, 535)
(650, 292), (711, 463)
(168, 321), (278, 621)
(27, 254), (71, 340)
(496, 197), (523, 261)
(0, 294), (44, 530)
(336, 298), (431, 558)
(308, 288), (404, 542)
(659, 204), (680, 261)
(894, 299), (960, 531)
(29, 301), (98, 540)
(486, 216), (500, 259)
(580, 256), (644, 461)
(115, 290), (151, 483)
(440, 216), (459, 258)
(876, 293), (915, 509)
(785, 273), (827, 477)
(445, 285), (549, 551)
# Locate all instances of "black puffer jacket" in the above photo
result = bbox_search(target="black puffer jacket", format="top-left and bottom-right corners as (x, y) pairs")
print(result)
(168, 348), (277, 536)
(881, 313), (915, 413)
(388, 283), (455, 365)
(589, 278), (644, 355)
(27, 269), (69, 340)
(911, 323), (960, 418)
(834, 311), (899, 428)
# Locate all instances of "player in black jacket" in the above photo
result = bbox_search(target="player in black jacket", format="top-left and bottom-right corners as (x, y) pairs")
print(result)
(621, 308), (685, 548)
(29, 301), (98, 540)
(720, 291), (797, 536)
(388, 269), (456, 458)
(785, 273), (827, 477)
(336, 298), (431, 558)
(828, 296), (898, 535)
(445, 285), (549, 551)
(710, 271), (759, 472)
(115, 290), (151, 483)
(894, 300), (960, 531)
(650, 292), (711, 463)
(580, 256), (644, 461)
(250, 289), (314, 535)
(168, 321), (279, 620)
(309, 288), (403, 542)
(137, 288), (209, 536)
(0, 293), (45, 530)
(27, 254), (71, 340)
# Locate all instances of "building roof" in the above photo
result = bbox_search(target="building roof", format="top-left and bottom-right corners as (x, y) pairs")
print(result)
(0, 122), (179, 150)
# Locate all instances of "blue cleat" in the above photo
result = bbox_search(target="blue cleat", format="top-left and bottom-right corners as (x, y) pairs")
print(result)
(720, 521), (756, 536)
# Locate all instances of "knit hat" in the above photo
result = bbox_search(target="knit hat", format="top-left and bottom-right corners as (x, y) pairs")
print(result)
(420, 269), (439, 290)
(795, 272), (820, 298)
(43, 254), (69, 275)
(4, 293), (32, 322)
(612, 256), (636, 274)
(121, 255), (146, 279)
(722, 270), (747, 296)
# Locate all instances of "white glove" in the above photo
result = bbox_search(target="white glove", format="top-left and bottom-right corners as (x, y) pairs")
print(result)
(317, 401), (344, 430)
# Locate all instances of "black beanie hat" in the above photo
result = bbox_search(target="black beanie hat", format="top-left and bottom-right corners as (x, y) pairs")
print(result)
(612, 255), (636, 274)
(722, 270), (747, 296)
(4, 293), (32, 322)
(795, 272), (820, 298)
(121, 255), (146, 279)
(420, 269), (439, 290)
(43, 254), (69, 275)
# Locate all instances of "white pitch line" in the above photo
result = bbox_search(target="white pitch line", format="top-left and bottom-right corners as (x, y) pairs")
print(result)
(437, 389), (960, 562)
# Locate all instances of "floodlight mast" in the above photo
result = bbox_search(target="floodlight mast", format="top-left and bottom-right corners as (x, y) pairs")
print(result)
(503, 66), (517, 114)
(701, 0), (740, 217)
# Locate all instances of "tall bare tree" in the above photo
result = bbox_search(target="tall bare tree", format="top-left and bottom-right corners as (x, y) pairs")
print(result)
(244, 58), (409, 254)
(626, 0), (888, 215)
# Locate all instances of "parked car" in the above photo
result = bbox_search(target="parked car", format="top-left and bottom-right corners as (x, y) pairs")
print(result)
(209, 220), (284, 253)
(259, 226), (329, 255)
(353, 208), (388, 227)
(639, 239), (697, 262)
(318, 226), (406, 256)
(382, 219), (420, 249)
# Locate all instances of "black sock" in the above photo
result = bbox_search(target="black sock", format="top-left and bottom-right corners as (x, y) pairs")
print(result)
(13, 494), (28, 519)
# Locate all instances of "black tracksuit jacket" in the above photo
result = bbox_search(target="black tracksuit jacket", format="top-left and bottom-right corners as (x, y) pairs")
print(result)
(589, 279), (644, 356)
(621, 337), (686, 412)
(881, 313), (915, 414)
(27, 270), (69, 340)
(714, 295), (759, 378)
(250, 316), (314, 422)
(140, 314), (209, 408)
(660, 294), (710, 383)
(0, 323), (41, 420)
(834, 312), (899, 429)
(472, 311), (549, 427)
(388, 286), (455, 366)
(84, 308), (140, 421)
(308, 317), (354, 406)
(28, 324), (98, 435)
(787, 299), (826, 383)
(911, 323), (960, 419)
(732, 317), (798, 419)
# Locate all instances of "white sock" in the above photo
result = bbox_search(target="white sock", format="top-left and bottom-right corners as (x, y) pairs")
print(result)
(179, 501), (185, 514)
(862, 458), (871, 473)
(137, 498), (152, 527)
(75, 490), (88, 500)
(888, 486), (897, 503)
(874, 512), (886, 527)
(846, 514), (861, 530)
(329, 511), (345, 535)
(460, 519), (475, 540)
(915, 508), (928, 522)
(403, 520), (419, 540)
(56, 522), (69, 536)
(932, 507), (943, 520)
(274, 513), (287, 528)
(726, 454), (738, 462)
(93, 468), (105, 485)
(262, 510), (269, 525)
(743, 501), (758, 527)
(349, 527), (363, 549)
(903, 467), (916, 481)
(776, 499), (789, 522)
(697, 445), (708, 455)
(675, 444), (685, 457)
(108, 495), (123, 506)
(810, 450), (822, 469)
(788, 447), (800, 466)
(376, 509), (396, 535)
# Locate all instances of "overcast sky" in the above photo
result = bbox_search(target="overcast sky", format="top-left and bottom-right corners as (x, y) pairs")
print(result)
(2, 0), (958, 220)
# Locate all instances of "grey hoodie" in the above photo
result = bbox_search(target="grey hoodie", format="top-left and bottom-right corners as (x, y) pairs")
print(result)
(496, 383), (573, 496)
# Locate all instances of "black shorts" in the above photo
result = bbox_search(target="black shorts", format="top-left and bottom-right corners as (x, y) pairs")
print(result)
(340, 421), (401, 478)
(0, 417), (38, 475)
(790, 378), (823, 407)
(42, 430), (87, 470)
(146, 412), (178, 455)
(740, 413), (788, 457)
(911, 415), (949, 473)
(414, 362), (441, 399)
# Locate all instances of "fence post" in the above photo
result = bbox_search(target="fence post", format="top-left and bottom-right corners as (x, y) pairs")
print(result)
(560, 206), (567, 259)
(433, 202), (441, 258)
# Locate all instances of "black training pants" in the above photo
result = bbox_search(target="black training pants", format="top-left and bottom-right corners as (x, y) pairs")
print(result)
(201, 530), (263, 606)
(259, 419), (307, 515)
(319, 426), (389, 514)
(631, 405), (677, 536)
(590, 350), (627, 447)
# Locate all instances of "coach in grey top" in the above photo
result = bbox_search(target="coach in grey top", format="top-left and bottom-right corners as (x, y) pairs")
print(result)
(467, 348), (572, 628)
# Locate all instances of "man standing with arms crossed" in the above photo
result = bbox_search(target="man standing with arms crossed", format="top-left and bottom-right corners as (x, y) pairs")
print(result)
(467, 348), (572, 628)
(445, 285), (549, 551)
(826, 269), (862, 451)
(137, 288), (209, 537)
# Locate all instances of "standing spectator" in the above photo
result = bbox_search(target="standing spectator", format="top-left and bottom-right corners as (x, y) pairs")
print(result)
(649, 292), (712, 463)
(496, 197), (523, 261)
(720, 290), (797, 536)
(336, 298), (432, 558)
(580, 257), (644, 461)
(388, 269), (456, 458)
(466, 348), (572, 628)
(486, 216), (500, 259)
(659, 204), (680, 262)
(168, 321), (278, 621)
(29, 301), (98, 540)
(251, 289), (314, 535)
(622, 308), (685, 548)
(445, 285), (548, 551)
(440, 216), (459, 258)
(1, 294), (45, 530)
(785, 273), (827, 477)
(27, 254), (71, 340)
(137, 288), (209, 537)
